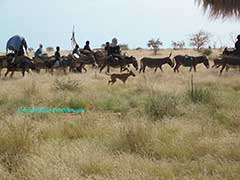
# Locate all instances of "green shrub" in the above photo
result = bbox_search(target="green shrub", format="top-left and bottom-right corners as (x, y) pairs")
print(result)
(187, 87), (211, 104)
(67, 98), (88, 109)
(144, 93), (179, 120)
(53, 78), (80, 91)
(201, 48), (212, 56)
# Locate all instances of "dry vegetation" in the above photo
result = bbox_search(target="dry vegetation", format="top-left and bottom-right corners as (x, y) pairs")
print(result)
(0, 49), (240, 179)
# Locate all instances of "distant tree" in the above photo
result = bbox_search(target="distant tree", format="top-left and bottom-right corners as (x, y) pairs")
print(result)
(172, 40), (185, 50)
(229, 32), (238, 46)
(201, 48), (213, 56)
(101, 44), (106, 49)
(119, 44), (129, 50)
(189, 30), (211, 50)
(46, 47), (54, 52)
(136, 47), (143, 50)
(147, 38), (163, 55)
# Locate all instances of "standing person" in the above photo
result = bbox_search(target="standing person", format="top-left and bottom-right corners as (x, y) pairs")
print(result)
(83, 41), (92, 52)
(34, 44), (43, 58)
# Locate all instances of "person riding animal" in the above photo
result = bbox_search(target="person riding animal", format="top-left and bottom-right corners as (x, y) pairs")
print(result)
(55, 46), (61, 62)
(223, 35), (240, 57)
(234, 35), (240, 56)
(34, 44), (43, 58)
(6, 35), (28, 64)
(107, 38), (122, 63)
(72, 44), (81, 58)
(83, 41), (92, 52)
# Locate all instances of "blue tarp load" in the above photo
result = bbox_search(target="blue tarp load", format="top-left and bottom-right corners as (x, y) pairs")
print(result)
(6, 35), (28, 52)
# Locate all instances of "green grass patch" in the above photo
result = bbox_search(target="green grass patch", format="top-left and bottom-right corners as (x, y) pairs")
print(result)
(144, 93), (179, 120)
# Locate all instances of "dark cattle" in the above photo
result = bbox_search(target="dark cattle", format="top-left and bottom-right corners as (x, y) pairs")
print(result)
(5, 56), (40, 77)
(99, 56), (138, 73)
(139, 53), (173, 73)
(173, 55), (209, 72)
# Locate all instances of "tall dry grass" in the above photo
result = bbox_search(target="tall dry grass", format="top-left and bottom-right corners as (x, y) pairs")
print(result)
(0, 49), (239, 179)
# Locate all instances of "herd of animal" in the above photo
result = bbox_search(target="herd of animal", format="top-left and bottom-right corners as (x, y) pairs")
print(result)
(0, 50), (239, 84)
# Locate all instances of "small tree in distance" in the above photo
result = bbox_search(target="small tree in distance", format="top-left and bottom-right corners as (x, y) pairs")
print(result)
(46, 47), (54, 52)
(189, 30), (211, 50)
(172, 41), (185, 50)
(147, 38), (163, 55)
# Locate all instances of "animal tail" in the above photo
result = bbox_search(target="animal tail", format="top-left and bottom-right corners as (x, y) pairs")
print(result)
(168, 51), (173, 58)
(140, 58), (144, 68)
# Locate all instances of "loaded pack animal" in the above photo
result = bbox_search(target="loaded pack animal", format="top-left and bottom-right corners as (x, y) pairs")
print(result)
(72, 53), (97, 73)
(173, 55), (209, 72)
(214, 48), (240, 75)
(219, 56), (240, 75)
(99, 55), (138, 73)
(5, 55), (40, 77)
(106, 70), (136, 85)
(139, 53), (174, 73)
(42, 55), (74, 75)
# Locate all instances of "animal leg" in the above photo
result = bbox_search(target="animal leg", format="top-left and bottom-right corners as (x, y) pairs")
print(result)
(100, 65), (106, 73)
(143, 66), (146, 73)
(174, 64), (180, 73)
(220, 65), (226, 75)
(154, 67), (158, 72)
(110, 77), (116, 85)
(226, 66), (230, 72)
(189, 66), (192, 72)
(10, 71), (14, 78)
(22, 70), (25, 77)
(194, 65), (197, 72)
(5, 69), (9, 77)
(159, 66), (163, 72)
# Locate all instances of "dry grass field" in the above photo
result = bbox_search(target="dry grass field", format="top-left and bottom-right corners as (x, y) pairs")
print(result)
(0, 49), (240, 180)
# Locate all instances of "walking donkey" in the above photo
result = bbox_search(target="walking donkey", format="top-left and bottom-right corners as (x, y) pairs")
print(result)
(99, 55), (138, 73)
(139, 53), (174, 73)
(5, 54), (40, 77)
(72, 53), (97, 73)
(219, 52), (240, 75)
(37, 55), (75, 75)
(173, 55), (209, 72)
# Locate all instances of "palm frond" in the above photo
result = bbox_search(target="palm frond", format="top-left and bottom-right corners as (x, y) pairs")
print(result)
(196, 0), (240, 18)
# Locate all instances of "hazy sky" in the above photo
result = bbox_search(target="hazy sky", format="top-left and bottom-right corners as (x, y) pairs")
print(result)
(0, 0), (239, 51)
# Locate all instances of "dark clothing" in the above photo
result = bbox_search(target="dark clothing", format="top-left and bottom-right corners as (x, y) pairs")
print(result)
(104, 45), (109, 52)
(55, 51), (61, 60)
(107, 45), (120, 56)
(15, 45), (24, 56)
(84, 45), (91, 52)
(235, 40), (240, 50)
(34, 48), (42, 58)
(73, 47), (80, 55)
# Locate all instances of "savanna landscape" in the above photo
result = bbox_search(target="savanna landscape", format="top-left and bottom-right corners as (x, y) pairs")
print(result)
(0, 48), (240, 180)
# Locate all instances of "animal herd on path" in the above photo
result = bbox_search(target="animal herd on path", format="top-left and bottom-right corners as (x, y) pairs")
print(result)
(0, 49), (240, 85)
